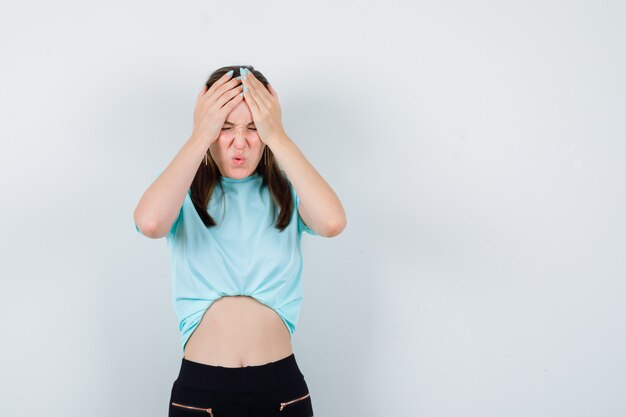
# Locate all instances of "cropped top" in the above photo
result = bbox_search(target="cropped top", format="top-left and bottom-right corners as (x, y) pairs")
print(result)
(135, 171), (318, 353)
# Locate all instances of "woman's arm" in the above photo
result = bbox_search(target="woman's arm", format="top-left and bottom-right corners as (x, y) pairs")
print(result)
(237, 69), (346, 237)
(135, 73), (245, 238)
(133, 134), (210, 238)
(268, 131), (347, 238)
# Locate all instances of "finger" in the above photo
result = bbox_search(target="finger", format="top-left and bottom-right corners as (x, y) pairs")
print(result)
(267, 83), (279, 100)
(243, 88), (259, 114)
(216, 84), (244, 109)
(208, 78), (242, 109)
(221, 88), (245, 112)
(242, 77), (260, 114)
(243, 72), (272, 109)
(197, 84), (208, 101)
(215, 80), (243, 102)
(242, 78), (267, 118)
(206, 71), (237, 99)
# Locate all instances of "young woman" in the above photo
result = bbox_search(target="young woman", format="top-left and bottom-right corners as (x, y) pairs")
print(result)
(134, 65), (346, 417)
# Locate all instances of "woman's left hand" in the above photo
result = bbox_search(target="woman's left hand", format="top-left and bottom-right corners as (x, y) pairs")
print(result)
(241, 71), (285, 146)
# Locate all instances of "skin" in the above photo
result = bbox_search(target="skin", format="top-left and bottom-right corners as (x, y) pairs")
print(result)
(183, 295), (294, 367)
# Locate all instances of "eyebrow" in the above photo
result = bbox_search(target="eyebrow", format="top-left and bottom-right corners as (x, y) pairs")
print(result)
(224, 120), (255, 125)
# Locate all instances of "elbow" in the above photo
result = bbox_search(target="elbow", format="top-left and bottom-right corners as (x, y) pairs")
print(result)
(324, 216), (347, 238)
(134, 212), (167, 239)
(135, 220), (161, 239)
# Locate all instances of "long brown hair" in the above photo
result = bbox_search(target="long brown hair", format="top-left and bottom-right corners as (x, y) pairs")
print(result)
(189, 65), (295, 232)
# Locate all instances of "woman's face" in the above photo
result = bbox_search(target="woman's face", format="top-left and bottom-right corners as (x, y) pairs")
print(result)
(209, 101), (265, 179)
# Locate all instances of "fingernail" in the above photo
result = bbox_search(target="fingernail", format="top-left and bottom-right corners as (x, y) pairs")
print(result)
(226, 69), (234, 77)
(243, 85), (248, 93)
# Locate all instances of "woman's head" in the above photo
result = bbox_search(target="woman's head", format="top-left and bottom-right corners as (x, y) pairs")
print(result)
(206, 65), (271, 180)
(189, 65), (297, 233)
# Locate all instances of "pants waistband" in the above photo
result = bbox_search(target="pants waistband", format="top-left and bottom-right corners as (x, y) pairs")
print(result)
(175, 353), (303, 394)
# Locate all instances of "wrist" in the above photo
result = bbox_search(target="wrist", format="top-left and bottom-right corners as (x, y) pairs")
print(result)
(189, 131), (215, 147)
(265, 129), (289, 149)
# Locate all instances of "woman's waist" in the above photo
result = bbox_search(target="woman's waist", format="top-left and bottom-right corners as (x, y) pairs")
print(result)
(183, 295), (293, 367)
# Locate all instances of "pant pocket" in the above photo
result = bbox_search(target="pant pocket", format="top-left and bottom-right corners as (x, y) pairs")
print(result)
(169, 382), (223, 417)
(274, 377), (314, 417)
(171, 400), (215, 416)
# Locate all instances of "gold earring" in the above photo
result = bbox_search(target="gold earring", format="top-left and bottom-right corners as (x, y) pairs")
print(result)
(264, 147), (268, 166)
(205, 152), (208, 166)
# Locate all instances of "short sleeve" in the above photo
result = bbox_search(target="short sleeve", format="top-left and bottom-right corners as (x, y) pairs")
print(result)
(294, 189), (319, 236)
(165, 202), (184, 239)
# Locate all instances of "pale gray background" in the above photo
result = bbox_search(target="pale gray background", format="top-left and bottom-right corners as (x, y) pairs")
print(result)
(1, 1), (625, 416)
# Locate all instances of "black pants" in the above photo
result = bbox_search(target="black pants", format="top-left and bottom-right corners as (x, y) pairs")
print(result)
(168, 353), (314, 417)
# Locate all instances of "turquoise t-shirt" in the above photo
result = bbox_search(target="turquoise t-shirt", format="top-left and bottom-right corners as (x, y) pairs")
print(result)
(135, 171), (318, 353)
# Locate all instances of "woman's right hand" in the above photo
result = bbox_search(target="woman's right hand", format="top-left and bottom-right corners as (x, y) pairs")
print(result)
(191, 72), (244, 144)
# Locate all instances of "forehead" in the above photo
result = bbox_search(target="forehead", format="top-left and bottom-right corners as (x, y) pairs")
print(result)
(225, 101), (254, 124)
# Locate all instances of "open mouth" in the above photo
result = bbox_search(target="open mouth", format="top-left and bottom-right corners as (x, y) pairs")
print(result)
(233, 156), (245, 165)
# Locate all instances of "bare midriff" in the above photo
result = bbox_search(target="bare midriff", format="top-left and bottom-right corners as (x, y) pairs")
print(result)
(183, 295), (293, 368)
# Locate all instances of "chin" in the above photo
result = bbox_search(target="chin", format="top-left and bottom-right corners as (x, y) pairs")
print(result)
(226, 167), (253, 178)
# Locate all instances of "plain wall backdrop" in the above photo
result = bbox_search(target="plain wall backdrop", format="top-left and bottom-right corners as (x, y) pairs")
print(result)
(1, 0), (625, 416)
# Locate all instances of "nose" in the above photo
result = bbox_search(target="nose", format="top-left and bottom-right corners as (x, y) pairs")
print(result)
(234, 130), (247, 143)
(232, 131), (249, 149)
(233, 126), (255, 141)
